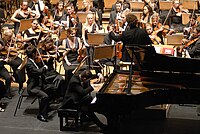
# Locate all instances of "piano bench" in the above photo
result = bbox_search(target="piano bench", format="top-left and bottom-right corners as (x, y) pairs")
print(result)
(58, 108), (81, 132)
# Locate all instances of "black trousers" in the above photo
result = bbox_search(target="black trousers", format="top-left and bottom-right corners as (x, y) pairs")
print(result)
(0, 66), (11, 95)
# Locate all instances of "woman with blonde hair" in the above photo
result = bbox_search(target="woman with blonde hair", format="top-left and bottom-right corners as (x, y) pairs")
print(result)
(82, 13), (99, 47)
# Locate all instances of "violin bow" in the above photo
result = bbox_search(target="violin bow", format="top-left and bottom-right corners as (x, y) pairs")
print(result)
(163, 6), (173, 26)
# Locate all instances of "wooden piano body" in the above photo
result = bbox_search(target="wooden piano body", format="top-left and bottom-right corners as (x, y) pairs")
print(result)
(91, 45), (200, 131)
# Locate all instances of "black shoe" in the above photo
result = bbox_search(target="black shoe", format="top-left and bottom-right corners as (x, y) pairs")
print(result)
(37, 115), (48, 122)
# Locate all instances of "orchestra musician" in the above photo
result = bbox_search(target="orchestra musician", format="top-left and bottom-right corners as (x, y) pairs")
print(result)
(26, 45), (57, 122)
(37, 37), (65, 100)
(183, 13), (200, 37)
(180, 26), (200, 58)
(82, 13), (99, 47)
(28, 0), (45, 21)
(146, 23), (162, 45)
(51, 1), (67, 22)
(140, 4), (154, 28)
(62, 27), (84, 87)
(109, 1), (122, 25)
(81, 0), (102, 29)
(11, 0), (37, 34)
(109, 12), (152, 62)
(23, 19), (40, 46)
(1, 29), (23, 93)
(168, 0), (189, 33)
(66, 4), (82, 38)
(0, 39), (13, 99)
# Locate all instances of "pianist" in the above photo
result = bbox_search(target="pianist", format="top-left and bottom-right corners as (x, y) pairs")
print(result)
(109, 12), (152, 62)
(62, 70), (107, 131)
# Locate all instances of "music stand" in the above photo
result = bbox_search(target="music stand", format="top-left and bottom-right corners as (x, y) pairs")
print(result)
(93, 45), (115, 60)
(19, 18), (35, 32)
(182, 13), (190, 25)
(159, 1), (172, 10)
(166, 34), (184, 46)
(182, 1), (198, 10)
(130, 1), (144, 11)
(60, 30), (67, 40)
(87, 33), (107, 46)
(50, 0), (59, 5)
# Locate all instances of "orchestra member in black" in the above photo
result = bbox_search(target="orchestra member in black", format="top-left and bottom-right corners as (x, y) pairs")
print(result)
(109, 12), (152, 62)
(62, 70), (107, 132)
(186, 26), (200, 58)
(26, 45), (56, 122)
(1, 29), (22, 79)
(23, 19), (40, 47)
(38, 37), (65, 100)
(0, 39), (12, 99)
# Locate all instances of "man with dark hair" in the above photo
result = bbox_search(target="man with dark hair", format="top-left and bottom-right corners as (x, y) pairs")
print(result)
(109, 12), (152, 61)
(26, 45), (56, 122)
(62, 70), (107, 131)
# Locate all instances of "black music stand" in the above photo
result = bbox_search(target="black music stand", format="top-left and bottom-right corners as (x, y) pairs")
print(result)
(125, 45), (143, 95)
(93, 45), (115, 70)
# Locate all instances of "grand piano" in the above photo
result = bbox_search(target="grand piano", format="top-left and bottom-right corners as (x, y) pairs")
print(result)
(90, 45), (200, 131)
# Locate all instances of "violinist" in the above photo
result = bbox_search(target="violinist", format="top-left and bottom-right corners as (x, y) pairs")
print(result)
(81, 0), (102, 28)
(25, 45), (56, 122)
(23, 19), (40, 46)
(1, 29), (22, 86)
(28, 0), (45, 21)
(180, 26), (200, 58)
(62, 27), (84, 86)
(168, 0), (189, 33)
(51, 1), (67, 22)
(183, 13), (200, 37)
(0, 39), (12, 99)
(37, 37), (65, 100)
(146, 23), (162, 45)
(11, 1), (33, 34)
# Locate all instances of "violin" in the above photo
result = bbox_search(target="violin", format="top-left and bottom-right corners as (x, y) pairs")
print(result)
(116, 42), (123, 59)
(77, 48), (86, 62)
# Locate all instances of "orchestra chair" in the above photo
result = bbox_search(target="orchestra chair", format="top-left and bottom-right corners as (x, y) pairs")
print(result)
(130, 1), (144, 11)
(159, 1), (172, 10)
(13, 58), (37, 116)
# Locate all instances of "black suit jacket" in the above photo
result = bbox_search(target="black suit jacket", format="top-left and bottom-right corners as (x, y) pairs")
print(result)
(109, 11), (117, 24)
(109, 27), (153, 61)
(64, 75), (93, 104)
(26, 58), (45, 91)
